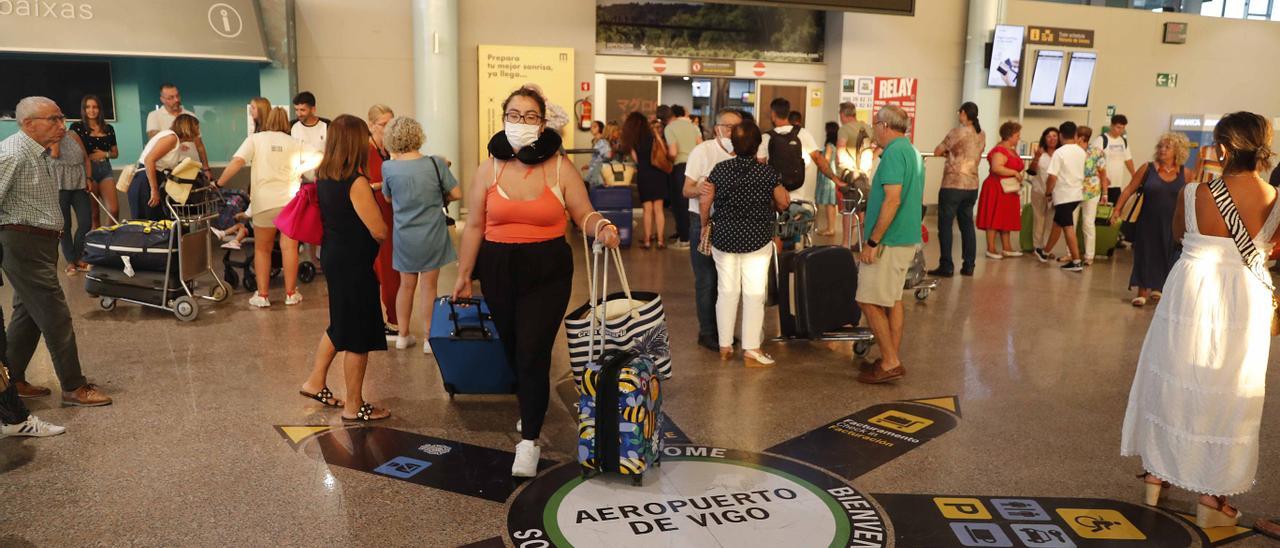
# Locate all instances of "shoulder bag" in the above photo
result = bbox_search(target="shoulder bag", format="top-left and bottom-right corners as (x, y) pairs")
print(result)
(274, 182), (323, 245)
(650, 130), (673, 174)
(1206, 178), (1280, 336)
(429, 156), (456, 227)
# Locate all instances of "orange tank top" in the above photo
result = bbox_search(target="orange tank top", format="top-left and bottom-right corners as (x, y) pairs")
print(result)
(484, 157), (568, 244)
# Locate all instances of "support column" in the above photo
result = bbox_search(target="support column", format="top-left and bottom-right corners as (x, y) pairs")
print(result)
(412, 0), (460, 192)
(961, 0), (1005, 180)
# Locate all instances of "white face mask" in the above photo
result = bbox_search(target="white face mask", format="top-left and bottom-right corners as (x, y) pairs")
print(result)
(505, 122), (541, 151)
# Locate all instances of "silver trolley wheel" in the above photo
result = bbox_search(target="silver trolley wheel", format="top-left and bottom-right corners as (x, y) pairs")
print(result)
(211, 285), (229, 302)
(99, 297), (116, 311)
(853, 340), (872, 357)
(173, 296), (199, 322)
(915, 288), (932, 301)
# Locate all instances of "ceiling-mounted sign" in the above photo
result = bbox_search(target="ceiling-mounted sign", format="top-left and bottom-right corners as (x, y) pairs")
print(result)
(1163, 22), (1187, 44)
(753, 61), (767, 77)
(690, 59), (736, 76)
(1026, 26), (1094, 48)
(0, 0), (268, 61)
(652, 57), (667, 74)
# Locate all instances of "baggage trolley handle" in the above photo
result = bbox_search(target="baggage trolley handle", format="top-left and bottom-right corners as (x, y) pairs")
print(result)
(443, 297), (495, 339)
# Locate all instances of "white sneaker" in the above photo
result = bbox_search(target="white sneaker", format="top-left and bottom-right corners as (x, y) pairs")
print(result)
(221, 240), (242, 250)
(985, 251), (1004, 260)
(395, 334), (417, 350)
(1002, 250), (1024, 257)
(423, 341), (433, 355)
(512, 439), (540, 477)
(285, 291), (303, 305)
(248, 294), (270, 308)
(0, 415), (67, 438)
(210, 227), (227, 241)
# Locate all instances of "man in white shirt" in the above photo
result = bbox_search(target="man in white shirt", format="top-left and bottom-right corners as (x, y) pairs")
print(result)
(289, 92), (329, 181)
(1089, 114), (1136, 205)
(145, 83), (211, 178)
(1040, 121), (1087, 272)
(756, 98), (839, 203)
(682, 108), (741, 351)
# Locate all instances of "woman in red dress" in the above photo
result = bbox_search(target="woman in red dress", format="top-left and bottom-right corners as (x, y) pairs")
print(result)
(367, 104), (399, 337)
(976, 121), (1025, 258)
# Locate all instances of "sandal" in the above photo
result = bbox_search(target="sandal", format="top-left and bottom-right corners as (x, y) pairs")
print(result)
(1131, 297), (1147, 307)
(342, 402), (390, 422)
(1137, 472), (1170, 506)
(657, 241), (667, 250)
(639, 238), (652, 250)
(299, 387), (343, 408)
(1196, 495), (1240, 528)
(65, 265), (78, 276)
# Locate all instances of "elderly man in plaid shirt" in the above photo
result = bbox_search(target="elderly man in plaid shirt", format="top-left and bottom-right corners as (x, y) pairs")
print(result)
(0, 96), (111, 408)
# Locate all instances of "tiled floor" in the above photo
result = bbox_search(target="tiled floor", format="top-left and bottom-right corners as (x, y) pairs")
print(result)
(2, 219), (1278, 547)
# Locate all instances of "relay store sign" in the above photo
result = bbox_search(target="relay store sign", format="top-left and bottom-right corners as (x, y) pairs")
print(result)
(507, 445), (889, 547)
(0, 0), (267, 61)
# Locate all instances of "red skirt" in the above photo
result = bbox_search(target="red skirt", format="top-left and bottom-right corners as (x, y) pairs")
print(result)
(976, 177), (1022, 231)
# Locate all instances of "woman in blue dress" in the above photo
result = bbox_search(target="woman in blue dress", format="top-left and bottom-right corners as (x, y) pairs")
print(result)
(1111, 133), (1193, 306)
(815, 121), (840, 236)
(380, 116), (462, 353)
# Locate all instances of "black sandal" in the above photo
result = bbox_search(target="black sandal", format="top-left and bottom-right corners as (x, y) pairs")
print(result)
(299, 387), (343, 408)
(342, 402), (389, 422)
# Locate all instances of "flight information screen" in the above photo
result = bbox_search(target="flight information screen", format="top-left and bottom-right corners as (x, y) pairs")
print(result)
(1028, 50), (1064, 106)
(1062, 52), (1097, 107)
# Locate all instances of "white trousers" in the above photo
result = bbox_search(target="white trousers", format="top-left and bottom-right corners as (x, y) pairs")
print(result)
(712, 243), (773, 350)
(1029, 191), (1054, 251)
(1077, 196), (1100, 260)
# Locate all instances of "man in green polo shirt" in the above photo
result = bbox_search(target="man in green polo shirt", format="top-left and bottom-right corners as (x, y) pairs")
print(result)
(856, 104), (923, 385)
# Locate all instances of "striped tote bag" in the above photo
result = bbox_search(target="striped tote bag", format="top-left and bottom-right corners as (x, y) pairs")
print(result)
(566, 217), (672, 386)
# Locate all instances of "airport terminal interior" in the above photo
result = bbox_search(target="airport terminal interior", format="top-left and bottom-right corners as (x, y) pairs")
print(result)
(3, 0), (1280, 546)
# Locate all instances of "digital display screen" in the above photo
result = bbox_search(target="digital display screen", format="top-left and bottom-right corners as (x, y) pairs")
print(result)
(1062, 52), (1096, 107)
(692, 80), (711, 98)
(987, 25), (1024, 87)
(1028, 50), (1064, 106)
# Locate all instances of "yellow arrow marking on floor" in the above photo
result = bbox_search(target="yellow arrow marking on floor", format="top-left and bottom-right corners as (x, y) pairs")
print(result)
(905, 396), (959, 415)
(278, 426), (333, 445)
(1175, 513), (1254, 544)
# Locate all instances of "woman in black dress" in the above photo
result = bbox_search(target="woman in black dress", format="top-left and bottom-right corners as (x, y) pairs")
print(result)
(1111, 132), (1193, 307)
(298, 114), (391, 421)
(620, 111), (668, 249)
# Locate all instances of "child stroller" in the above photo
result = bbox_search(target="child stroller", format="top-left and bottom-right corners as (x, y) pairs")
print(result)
(212, 188), (318, 292)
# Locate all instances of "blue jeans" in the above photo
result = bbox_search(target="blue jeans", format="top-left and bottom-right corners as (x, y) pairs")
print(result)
(58, 189), (92, 264)
(688, 212), (717, 340)
(936, 188), (978, 272)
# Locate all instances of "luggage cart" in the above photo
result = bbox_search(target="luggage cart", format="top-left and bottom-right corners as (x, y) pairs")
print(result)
(770, 193), (876, 359)
(85, 184), (230, 321)
(777, 199), (817, 249)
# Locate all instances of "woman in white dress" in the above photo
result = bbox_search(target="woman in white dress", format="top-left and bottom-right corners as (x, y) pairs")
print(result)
(1120, 111), (1278, 528)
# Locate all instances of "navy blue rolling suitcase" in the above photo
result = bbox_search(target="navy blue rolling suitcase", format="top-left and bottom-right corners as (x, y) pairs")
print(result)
(428, 297), (516, 397)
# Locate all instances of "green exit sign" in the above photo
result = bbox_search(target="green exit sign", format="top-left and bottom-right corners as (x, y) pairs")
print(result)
(1156, 73), (1179, 87)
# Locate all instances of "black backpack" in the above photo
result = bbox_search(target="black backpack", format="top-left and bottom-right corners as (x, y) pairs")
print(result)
(767, 126), (806, 191)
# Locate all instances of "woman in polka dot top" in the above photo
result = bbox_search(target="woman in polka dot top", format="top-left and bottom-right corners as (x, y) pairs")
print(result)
(699, 120), (791, 368)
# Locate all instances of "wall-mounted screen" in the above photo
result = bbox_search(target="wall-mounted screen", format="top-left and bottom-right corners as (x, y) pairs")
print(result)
(987, 25), (1024, 87)
(1028, 50), (1064, 106)
(0, 58), (114, 120)
(692, 79), (711, 98)
(1062, 52), (1097, 107)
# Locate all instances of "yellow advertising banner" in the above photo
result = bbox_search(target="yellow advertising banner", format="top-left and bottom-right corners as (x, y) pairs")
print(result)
(477, 44), (575, 163)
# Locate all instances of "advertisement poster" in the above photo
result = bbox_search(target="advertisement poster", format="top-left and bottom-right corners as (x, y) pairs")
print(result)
(596, 1), (824, 63)
(987, 24), (1024, 87)
(477, 44), (575, 161)
(839, 75), (875, 123)
(872, 77), (917, 142)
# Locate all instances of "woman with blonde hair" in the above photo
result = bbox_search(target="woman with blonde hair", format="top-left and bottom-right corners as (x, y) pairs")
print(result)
(248, 96), (271, 135)
(1111, 132), (1194, 306)
(366, 104), (401, 339)
(215, 107), (321, 307)
(298, 114), (391, 421)
(380, 116), (461, 352)
(129, 113), (200, 221)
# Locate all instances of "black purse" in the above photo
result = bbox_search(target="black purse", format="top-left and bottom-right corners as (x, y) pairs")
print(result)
(430, 156), (456, 227)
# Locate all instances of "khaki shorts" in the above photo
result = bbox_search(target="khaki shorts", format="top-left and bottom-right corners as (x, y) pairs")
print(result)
(252, 207), (283, 228)
(857, 244), (918, 307)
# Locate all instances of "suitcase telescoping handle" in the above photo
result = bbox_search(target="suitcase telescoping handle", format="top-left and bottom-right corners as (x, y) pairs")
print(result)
(445, 297), (494, 339)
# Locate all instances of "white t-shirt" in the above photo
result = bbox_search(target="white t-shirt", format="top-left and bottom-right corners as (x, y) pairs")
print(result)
(290, 118), (328, 151)
(1047, 143), (1087, 205)
(683, 137), (736, 214)
(138, 130), (185, 171)
(232, 131), (322, 214)
(1089, 133), (1133, 188)
(146, 107), (199, 164)
(757, 125), (819, 201)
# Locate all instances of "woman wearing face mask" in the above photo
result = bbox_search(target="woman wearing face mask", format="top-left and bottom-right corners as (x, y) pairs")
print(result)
(366, 104), (401, 340)
(452, 86), (620, 478)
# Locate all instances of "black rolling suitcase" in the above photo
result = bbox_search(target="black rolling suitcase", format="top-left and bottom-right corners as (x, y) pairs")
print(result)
(792, 246), (861, 336)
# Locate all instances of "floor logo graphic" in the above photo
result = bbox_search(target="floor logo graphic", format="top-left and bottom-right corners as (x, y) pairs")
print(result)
(506, 445), (890, 547)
